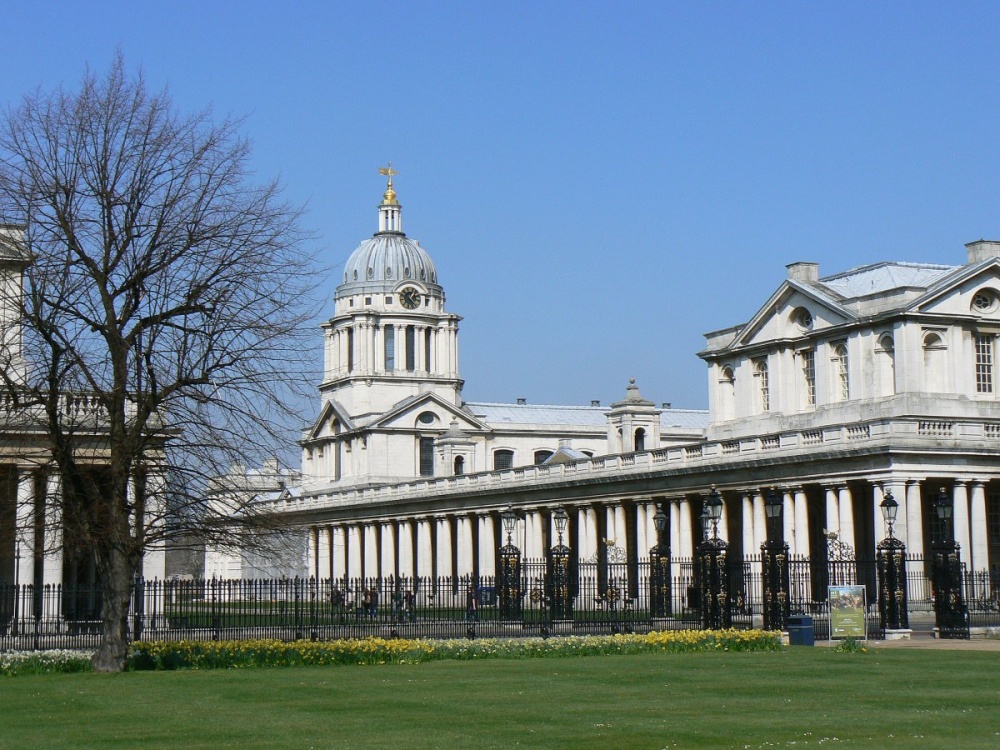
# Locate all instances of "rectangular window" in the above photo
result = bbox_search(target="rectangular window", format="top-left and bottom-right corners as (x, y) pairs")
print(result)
(406, 326), (416, 371)
(384, 325), (395, 370)
(424, 328), (433, 372)
(801, 350), (816, 407)
(832, 343), (849, 401)
(493, 450), (514, 471)
(419, 438), (434, 477)
(754, 358), (769, 412)
(976, 334), (994, 394)
(347, 328), (354, 373)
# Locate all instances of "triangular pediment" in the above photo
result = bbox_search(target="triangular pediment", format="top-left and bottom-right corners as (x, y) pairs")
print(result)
(371, 392), (490, 433)
(912, 258), (1000, 320)
(730, 280), (855, 350)
(305, 399), (355, 440)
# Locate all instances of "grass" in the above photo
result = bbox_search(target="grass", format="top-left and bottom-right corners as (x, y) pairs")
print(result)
(0, 648), (998, 748)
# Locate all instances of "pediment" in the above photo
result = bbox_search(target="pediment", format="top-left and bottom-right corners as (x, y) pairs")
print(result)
(371, 392), (490, 433)
(730, 280), (854, 350)
(305, 399), (355, 440)
(912, 259), (1000, 321)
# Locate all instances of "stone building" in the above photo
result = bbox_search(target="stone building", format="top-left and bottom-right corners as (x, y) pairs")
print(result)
(209, 175), (1000, 595)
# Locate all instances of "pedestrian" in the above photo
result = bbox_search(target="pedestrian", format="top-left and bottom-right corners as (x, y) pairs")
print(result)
(466, 584), (478, 622)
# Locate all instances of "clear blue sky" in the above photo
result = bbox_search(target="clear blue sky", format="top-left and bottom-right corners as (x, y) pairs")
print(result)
(4, 2), (1000, 413)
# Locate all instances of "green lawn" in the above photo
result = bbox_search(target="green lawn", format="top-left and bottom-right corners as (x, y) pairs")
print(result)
(0, 648), (998, 749)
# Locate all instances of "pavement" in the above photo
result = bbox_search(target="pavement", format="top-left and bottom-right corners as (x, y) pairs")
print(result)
(814, 634), (1000, 651)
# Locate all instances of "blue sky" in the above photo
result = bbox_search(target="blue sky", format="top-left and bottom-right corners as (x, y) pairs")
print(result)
(4, 2), (1000, 414)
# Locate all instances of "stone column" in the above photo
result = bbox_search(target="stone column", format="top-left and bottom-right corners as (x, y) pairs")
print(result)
(456, 515), (474, 576)
(581, 506), (598, 562)
(970, 481), (989, 573)
(678, 498), (693, 559)
(783, 489), (795, 556)
(380, 522), (397, 579)
(478, 514), (496, 578)
(138, 471), (167, 580)
(317, 525), (331, 579)
(824, 486), (840, 538)
(752, 490), (766, 550)
(416, 518), (434, 579)
(306, 527), (319, 579)
(398, 520), (415, 578)
(42, 473), (63, 589)
(838, 485), (855, 553)
(645, 502), (660, 556)
(742, 494), (755, 556)
(15, 469), (35, 588)
(363, 523), (380, 579)
(347, 524), (363, 581)
(333, 526), (347, 580)
(435, 516), (454, 579)
(613, 503), (628, 560)
(670, 499), (682, 580)
(635, 502), (648, 555)
(717, 494), (729, 542)
(793, 487), (810, 559)
(953, 482), (972, 565)
(873, 484), (887, 545)
(904, 481), (924, 566)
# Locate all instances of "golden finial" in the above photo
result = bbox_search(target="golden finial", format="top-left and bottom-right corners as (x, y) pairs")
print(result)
(378, 162), (399, 205)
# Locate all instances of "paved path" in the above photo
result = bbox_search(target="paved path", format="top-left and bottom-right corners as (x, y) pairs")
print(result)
(815, 636), (1000, 651)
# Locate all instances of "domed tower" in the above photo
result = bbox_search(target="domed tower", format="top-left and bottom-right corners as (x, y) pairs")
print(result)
(303, 168), (465, 486)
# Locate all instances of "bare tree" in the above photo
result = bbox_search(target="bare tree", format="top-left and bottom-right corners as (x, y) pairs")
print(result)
(0, 54), (318, 671)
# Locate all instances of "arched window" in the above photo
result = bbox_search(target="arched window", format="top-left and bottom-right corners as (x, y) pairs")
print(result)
(832, 343), (849, 401)
(877, 334), (895, 397)
(718, 366), (736, 420)
(453, 456), (464, 475)
(754, 358), (770, 412)
(975, 333), (996, 394)
(923, 332), (946, 392)
(493, 449), (514, 471)
(634, 428), (646, 452)
(534, 450), (554, 465)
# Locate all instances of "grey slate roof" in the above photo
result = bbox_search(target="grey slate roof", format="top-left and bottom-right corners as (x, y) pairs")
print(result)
(465, 401), (709, 430)
(817, 261), (956, 299)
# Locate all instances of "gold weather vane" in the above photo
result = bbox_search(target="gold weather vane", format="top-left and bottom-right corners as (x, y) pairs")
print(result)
(378, 162), (399, 189)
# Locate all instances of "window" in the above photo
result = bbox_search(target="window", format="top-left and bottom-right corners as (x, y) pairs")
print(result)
(534, 450), (554, 465)
(754, 358), (770, 412)
(923, 332), (946, 392)
(634, 428), (646, 451)
(384, 325), (395, 370)
(719, 366), (736, 421)
(347, 328), (354, 372)
(406, 326), (416, 371)
(454, 456), (464, 476)
(832, 343), (849, 401)
(976, 334), (995, 394)
(877, 335), (896, 397)
(800, 349), (816, 407)
(417, 411), (436, 425)
(493, 450), (514, 471)
(424, 328), (433, 371)
(419, 437), (434, 477)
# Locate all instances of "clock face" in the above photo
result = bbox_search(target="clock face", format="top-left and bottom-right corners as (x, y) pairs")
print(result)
(398, 287), (421, 309)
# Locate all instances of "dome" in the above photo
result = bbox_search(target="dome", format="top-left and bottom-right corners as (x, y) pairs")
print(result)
(339, 234), (440, 297)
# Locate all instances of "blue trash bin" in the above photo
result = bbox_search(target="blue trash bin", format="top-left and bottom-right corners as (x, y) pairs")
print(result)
(786, 615), (815, 646)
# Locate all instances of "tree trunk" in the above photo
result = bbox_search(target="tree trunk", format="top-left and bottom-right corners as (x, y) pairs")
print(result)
(91, 548), (134, 673)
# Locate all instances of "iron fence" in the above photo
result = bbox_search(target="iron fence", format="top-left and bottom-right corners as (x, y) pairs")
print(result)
(2, 553), (998, 651)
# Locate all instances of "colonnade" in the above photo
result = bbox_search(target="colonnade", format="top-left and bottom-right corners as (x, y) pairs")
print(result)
(325, 320), (459, 377)
(305, 478), (998, 581)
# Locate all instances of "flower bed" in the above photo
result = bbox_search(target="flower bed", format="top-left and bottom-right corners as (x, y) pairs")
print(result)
(129, 629), (782, 670)
(0, 649), (94, 676)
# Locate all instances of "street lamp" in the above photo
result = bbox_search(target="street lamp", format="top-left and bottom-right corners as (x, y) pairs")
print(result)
(876, 489), (908, 632)
(930, 486), (967, 638)
(548, 507), (573, 621)
(761, 487), (789, 631)
(698, 485), (730, 630)
(498, 505), (522, 620)
(649, 504), (671, 618)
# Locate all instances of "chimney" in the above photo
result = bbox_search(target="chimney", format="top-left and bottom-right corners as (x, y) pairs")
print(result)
(786, 262), (819, 283)
(661, 402), (671, 409)
(516, 397), (526, 405)
(590, 400), (600, 407)
(965, 240), (1000, 264)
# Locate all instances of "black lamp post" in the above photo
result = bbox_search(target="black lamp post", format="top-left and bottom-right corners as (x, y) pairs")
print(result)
(649, 505), (671, 618)
(548, 507), (573, 621)
(761, 488), (790, 631)
(930, 487), (968, 638)
(498, 504), (522, 620)
(875, 490), (908, 632)
(698, 486), (731, 630)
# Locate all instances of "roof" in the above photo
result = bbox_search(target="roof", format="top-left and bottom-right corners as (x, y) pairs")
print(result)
(817, 261), (956, 299)
(465, 401), (709, 430)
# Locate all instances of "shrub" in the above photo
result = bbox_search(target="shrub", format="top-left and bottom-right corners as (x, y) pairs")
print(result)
(0, 650), (93, 676)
